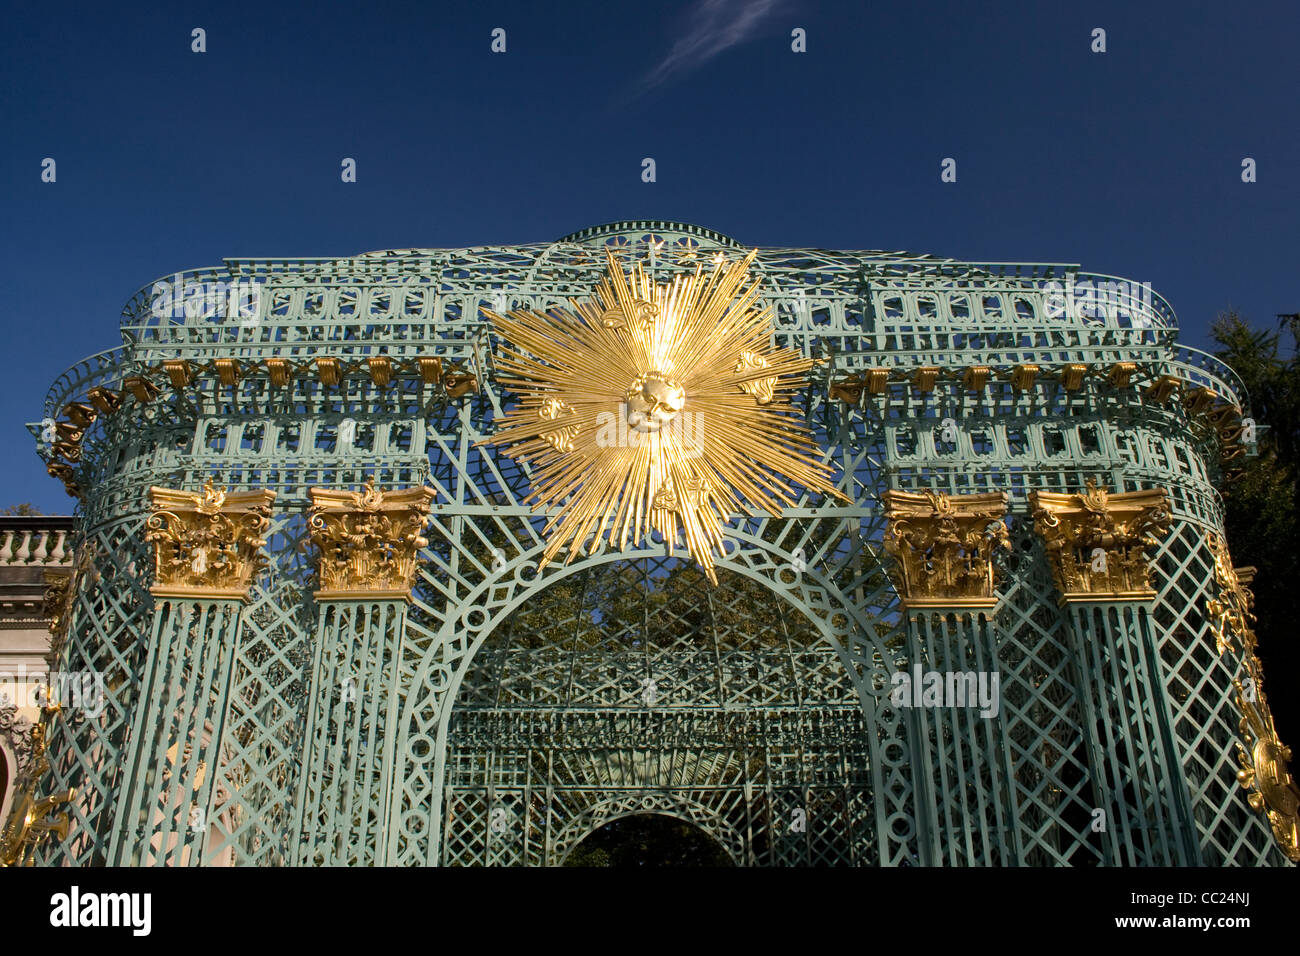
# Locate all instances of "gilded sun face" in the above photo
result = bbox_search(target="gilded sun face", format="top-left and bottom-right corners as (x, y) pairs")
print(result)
(625, 372), (685, 433)
(484, 247), (844, 583)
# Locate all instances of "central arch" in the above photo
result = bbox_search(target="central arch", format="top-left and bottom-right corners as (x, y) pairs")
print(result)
(399, 535), (912, 866)
(558, 799), (743, 867)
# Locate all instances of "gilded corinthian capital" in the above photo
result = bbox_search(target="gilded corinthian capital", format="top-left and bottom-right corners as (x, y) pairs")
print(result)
(146, 480), (276, 601)
(307, 479), (435, 600)
(882, 490), (1009, 609)
(1029, 479), (1169, 603)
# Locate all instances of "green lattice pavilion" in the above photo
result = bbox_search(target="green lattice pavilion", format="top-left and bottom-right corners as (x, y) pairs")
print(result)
(18, 221), (1298, 866)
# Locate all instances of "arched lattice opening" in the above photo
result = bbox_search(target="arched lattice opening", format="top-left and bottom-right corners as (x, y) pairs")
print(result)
(439, 555), (874, 866)
(562, 812), (736, 867)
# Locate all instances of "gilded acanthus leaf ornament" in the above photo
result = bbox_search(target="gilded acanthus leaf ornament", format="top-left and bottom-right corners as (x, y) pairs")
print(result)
(734, 351), (776, 405)
(1029, 479), (1170, 602)
(484, 248), (844, 584)
(1205, 532), (1253, 657)
(42, 569), (73, 641)
(1205, 532), (1300, 861)
(146, 480), (276, 601)
(538, 398), (580, 453)
(1235, 681), (1300, 862)
(882, 490), (1010, 609)
(307, 479), (435, 599)
(0, 703), (75, 867)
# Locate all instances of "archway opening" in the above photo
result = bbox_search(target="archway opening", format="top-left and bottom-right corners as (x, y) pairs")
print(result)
(563, 813), (735, 867)
(433, 555), (876, 866)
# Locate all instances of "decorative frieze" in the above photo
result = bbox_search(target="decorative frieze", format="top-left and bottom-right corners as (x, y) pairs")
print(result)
(1030, 480), (1169, 602)
(306, 479), (435, 600)
(146, 480), (276, 601)
(882, 490), (1009, 609)
(0, 703), (35, 778)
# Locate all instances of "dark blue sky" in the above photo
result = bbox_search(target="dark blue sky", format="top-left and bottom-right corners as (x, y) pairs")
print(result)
(2, 0), (1297, 512)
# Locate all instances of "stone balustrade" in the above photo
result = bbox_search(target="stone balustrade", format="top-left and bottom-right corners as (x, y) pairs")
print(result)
(0, 519), (75, 568)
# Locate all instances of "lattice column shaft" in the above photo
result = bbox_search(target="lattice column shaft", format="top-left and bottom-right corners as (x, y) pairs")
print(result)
(904, 610), (1019, 865)
(883, 489), (1015, 865)
(109, 481), (274, 865)
(1031, 481), (1197, 864)
(295, 600), (408, 865)
(1061, 601), (1197, 864)
(295, 479), (434, 865)
(109, 600), (243, 865)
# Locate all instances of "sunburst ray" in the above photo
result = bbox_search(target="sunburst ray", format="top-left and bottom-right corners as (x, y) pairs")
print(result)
(484, 247), (844, 583)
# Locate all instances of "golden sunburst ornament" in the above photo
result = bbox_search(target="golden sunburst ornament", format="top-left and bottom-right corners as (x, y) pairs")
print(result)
(485, 247), (844, 583)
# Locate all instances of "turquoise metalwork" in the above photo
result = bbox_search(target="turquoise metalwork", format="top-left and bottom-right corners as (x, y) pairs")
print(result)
(26, 220), (1291, 866)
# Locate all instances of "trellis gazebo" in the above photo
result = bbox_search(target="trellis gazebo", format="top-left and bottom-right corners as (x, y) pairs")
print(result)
(12, 220), (1297, 867)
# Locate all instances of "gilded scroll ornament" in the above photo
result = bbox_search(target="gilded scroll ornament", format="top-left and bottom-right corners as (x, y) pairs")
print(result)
(882, 490), (1010, 609)
(484, 248), (844, 585)
(41, 537), (98, 666)
(734, 351), (776, 405)
(0, 703), (76, 867)
(1206, 536), (1253, 657)
(1235, 683), (1300, 862)
(306, 478), (435, 599)
(538, 398), (580, 453)
(42, 570), (73, 642)
(1205, 532), (1300, 861)
(146, 480), (276, 601)
(1029, 479), (1169, 602)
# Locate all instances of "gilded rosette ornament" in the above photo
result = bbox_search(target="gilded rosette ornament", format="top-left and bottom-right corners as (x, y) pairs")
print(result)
(1205, 532), (1300, 861)
(1029, 480), (1170, 602)
(307, 479), (435, 599)
(146, 480), (276, 601)
(484, 248), (844, 584)
(882, 490), (1010, 609)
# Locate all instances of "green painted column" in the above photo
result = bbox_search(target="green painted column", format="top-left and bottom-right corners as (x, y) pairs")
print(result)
(1058, 599), (1196, 865)
(901, 607), (1020, 866)
(883, 489), (1018, 866)
(1031, 481), (1197, 866)
(296, 598), (409, 865)
(109, 481), (274, 866)
(110, 599), (244, 865)
(293, 480), (434, 866)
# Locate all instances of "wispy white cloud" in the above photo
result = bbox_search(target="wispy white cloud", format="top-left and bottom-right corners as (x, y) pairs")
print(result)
(635, 0), (785, 97)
